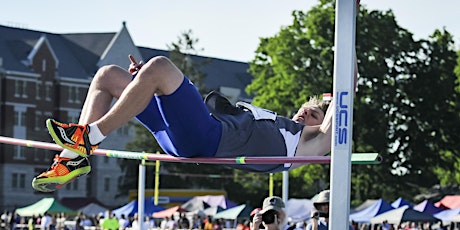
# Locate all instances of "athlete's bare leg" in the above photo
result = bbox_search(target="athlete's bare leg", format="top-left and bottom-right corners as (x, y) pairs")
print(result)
(78, 64), (133, 125)
(93, 56), (184, 136)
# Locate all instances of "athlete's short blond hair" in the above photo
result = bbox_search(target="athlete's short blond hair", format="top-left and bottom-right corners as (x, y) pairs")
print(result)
(302, 96), (330, 114)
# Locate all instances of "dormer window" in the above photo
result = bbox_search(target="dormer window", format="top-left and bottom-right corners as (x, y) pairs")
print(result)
(42, 59), (46, 72)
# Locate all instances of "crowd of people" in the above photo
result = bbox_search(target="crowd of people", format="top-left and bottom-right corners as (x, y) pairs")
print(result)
(1, 190), (455, 230)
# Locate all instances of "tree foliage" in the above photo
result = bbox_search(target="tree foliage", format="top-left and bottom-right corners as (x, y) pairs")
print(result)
(247, 0), (460, 203)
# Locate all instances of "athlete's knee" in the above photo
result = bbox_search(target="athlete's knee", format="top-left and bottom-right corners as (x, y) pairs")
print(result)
(141, 56), (181, 79)
(94, 65), (128, 83)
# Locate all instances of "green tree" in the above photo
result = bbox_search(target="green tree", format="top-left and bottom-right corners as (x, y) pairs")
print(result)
(353, 8), (460, 203)
(247, 0), (460, 204)
(167, 29), (209, 94)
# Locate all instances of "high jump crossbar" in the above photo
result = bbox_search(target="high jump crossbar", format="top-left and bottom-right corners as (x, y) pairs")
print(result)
(0, 136), (381, 164)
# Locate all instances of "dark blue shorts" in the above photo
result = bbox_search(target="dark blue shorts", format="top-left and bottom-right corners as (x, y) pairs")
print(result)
(134, 77), (222, 157)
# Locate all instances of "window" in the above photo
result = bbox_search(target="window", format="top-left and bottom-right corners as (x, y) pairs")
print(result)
(14, 80), (28, 98)
(67, 111), (80, 124)
(13, 146), (26, 160)
(14, 111), (18, 125)
(33, 148), (40, 161)
(12, 173), (26, 189)
(65, 179), (79, 190)
(45, 83), (52, 101)
(35, 111), (42, 131)
(75, 87), (80, 103)
(104, 177), (110, 192)
(68, 87), (74, 103)
(42, 59), (47, 72)
(36, 82), (41, 100)
(14, 109), (26, 127)
(73, 179), (79, 190)
(68, 86), (81, 104)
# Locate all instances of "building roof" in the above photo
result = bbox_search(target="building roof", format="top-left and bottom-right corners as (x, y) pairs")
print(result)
(0, 24), (252, 98)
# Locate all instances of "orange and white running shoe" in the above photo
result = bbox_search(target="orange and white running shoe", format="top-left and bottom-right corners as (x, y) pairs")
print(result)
(46, 119), (99, 157)
(32, 154), (91, 192)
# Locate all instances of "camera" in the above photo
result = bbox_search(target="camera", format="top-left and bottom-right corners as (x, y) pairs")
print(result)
(311, 212), (329, 219)
(262, 210), (279, 224)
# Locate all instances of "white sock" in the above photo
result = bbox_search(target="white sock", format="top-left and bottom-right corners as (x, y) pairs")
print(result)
(60, 149), (80, 159)
(88, 123), (106, 145)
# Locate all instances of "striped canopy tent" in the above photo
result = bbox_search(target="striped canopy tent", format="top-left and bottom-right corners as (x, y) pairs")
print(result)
(16, 198), (76, 217)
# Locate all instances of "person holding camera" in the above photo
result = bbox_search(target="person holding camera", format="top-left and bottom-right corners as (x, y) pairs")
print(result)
(252, 196), (288, 230)
(306, 190), (353, 230)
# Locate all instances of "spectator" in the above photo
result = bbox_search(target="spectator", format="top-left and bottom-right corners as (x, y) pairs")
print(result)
(40, 212), (52, 230)
(204, 216), (213, 230)
(100, 210), (119, 230)
(178, 213), (190, 229)
(252, 196), (288, 230)
(160, 216), (170, 230)
(166, 215), (178, 230)
(306, 190), (353, 230)
(131, 213), (149, 230)
(55, 212), (66, 230)
(119, 214), (130, 229)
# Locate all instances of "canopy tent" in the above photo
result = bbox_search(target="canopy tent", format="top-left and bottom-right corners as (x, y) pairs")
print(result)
(194, 195), (237, 209)
(433, 208), (460, 223)
(391, 197), (413, 208)
(203, 206), (225, 216)
(78, 203), (108, 216)
(413, 200), (444, 214)
(350, 199), (378, 214)
(435, 195), (460, 209)
(180, 198), (210, 212)
(185, 209), (206, 218)
(16, 198), (76, 217)
(450, 214), (460, 223)
(349, 199), (393, 223)
(285, 198), (314, 222)
(370, 206), (439, 225)
(112, 198), (165, 218)
(60, 197), (104, 210)
(152, 206), (188, 218)
(212, 204), (253, 220)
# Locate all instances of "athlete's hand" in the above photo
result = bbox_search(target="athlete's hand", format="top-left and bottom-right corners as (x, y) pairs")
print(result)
(128, 54), (144, 75)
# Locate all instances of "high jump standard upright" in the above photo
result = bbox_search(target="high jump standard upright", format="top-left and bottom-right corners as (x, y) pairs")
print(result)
(329, 0), (357, 229)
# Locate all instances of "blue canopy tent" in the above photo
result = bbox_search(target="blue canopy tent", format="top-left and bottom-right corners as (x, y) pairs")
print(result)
(349, 199), (394, 223)
(434, 208), (460, 223)
(413, 200), (444, 214)
(370, 206), (439, 225)
(112, 197), (165, 217)
(350, 199), (378, 214)
(391, 197), (413, 208)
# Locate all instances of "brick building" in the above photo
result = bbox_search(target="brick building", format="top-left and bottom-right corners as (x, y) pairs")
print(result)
(0, 22), (252, 210)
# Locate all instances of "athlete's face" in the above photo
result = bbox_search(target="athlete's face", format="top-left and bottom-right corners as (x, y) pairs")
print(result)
(292, 105), (325, 126)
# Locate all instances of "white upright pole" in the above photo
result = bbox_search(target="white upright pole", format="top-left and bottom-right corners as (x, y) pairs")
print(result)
(330, 0), (356, 229)
(282, 171), (289, 204)
(138, 160), (146, 230)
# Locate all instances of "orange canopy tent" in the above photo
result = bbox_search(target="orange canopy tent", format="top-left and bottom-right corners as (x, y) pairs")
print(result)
(152, 206), (188, 218)
(435, 195), (460, 209)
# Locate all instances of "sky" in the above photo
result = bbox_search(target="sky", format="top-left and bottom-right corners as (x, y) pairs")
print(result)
(1, 0), (460, 63)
